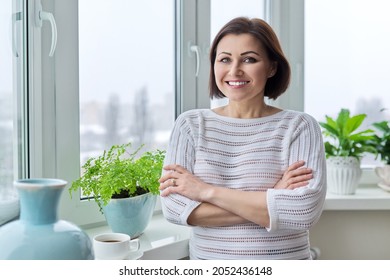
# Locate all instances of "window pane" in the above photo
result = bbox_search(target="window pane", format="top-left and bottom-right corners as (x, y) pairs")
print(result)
(0, 1), (14, 197)
(305, 0), (390, 119)
(0, 0), (26, 200)
(304, 0), (390, 165)
(79, 0), (175, 167)
(210, 0), (265, 108)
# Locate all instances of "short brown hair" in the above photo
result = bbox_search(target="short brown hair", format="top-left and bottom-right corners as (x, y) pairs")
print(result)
(209, 17), (291, 100)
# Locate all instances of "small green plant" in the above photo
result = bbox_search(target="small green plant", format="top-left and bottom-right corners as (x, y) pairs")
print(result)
(69, 142), (165, 213)
(372, 120), (390, 164)
(319, 108), (377, 159)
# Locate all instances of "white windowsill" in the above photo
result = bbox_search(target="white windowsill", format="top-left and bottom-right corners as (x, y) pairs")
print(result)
(84, 184), (390, 260)
(324, 184), (390, 210)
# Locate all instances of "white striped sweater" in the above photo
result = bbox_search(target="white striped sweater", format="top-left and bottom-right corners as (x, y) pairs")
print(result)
(160, 109), (327, 259)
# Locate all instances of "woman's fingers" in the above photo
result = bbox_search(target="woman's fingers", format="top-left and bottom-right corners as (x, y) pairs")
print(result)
(285, 173), (313, 188)
(163, 164), (187, 173)
(287, 167), (312, 178)
(159, 172), (176, 183)
(159, 164), (188, 183)
(286, 180), (310, 189)
(159, 164), (191, 193)
(275, 161), (314, 190)
(286, 160), (306, 171)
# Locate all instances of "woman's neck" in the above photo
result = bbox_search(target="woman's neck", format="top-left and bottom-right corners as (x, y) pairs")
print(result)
(213, 102), (280, 119)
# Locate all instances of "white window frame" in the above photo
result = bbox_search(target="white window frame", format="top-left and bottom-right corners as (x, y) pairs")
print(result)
(177, 0), (211, 112)
(12, 0), (29, 180)
(267, 0), (304, 112)
(28, 0), (103, 226)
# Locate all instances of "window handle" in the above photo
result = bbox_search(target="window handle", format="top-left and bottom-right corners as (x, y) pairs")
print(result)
(189, 44), (200, 77)
(35, 0), (57, 57)
(11, 12), (22, 58)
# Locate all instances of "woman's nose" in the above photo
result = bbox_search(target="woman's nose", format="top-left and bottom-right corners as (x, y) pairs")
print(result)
(228, 62), (243, 76)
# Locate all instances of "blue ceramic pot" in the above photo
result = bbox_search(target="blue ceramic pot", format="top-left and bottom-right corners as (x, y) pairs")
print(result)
(0, 178), (94, 260)
(103, 192), (157, 238)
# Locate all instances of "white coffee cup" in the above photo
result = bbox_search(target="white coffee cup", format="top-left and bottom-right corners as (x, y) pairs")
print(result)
(93, 233), (140, 260)
(375, 165), (390, 186)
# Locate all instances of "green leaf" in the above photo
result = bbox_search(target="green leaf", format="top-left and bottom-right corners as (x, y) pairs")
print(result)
(325, 115), (338, 127)
(319, 122), (339, 138)
(373, 121), (390, 133)
(336, 108), (350, 136)
(345, 114), (366, 135)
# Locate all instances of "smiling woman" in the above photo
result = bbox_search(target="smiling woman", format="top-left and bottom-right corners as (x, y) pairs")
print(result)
(209, 20), (290, 102)
(214, 34), (275, 105)
(160, 17), (327, 260)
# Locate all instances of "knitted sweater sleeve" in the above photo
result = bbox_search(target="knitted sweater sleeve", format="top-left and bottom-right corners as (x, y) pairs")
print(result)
(160, 112), (201, 226)
(266, 113), (327, 232)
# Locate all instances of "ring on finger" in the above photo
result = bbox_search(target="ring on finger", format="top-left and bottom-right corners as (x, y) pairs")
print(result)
(171, 178), (176, 186)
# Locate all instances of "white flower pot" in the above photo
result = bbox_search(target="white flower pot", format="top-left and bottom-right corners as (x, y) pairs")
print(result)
(326, 156), (362, 195)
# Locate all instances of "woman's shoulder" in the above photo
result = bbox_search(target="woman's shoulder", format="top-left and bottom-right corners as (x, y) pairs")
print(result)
(176, 109), (213, 121)
(282, 110), (319, 123)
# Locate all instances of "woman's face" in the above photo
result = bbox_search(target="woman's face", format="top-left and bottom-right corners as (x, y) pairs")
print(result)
(214, 33), (276, 103)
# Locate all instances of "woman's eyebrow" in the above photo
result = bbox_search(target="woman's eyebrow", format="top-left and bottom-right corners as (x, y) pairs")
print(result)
(240, 51), (260, 56)
(217, 50), (261, 56)
(217, 51), (232, 56)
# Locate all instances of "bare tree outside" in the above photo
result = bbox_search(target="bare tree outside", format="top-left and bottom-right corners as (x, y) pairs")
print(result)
(104, 93), (121, 147)
(131, 87), (154, 148)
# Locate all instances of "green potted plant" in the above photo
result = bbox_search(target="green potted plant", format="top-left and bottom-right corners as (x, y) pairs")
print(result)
(372, 120), (390, 189)
(69, 142), (165, 238)
(319, 108), (376, 194)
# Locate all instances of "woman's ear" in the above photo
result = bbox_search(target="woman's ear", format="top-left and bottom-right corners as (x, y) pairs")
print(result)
(268, 62), (277, 78)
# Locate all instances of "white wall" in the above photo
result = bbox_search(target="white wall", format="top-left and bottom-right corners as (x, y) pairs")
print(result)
(310, 211), (390, 259)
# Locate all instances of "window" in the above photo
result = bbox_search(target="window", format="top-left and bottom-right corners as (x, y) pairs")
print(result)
(0, 0), (28, 202)
(51, 0), (177, 225)
(304, 0), (390, 167)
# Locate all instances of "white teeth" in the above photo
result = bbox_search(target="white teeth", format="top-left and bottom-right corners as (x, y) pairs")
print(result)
(228, 81), (248, 86)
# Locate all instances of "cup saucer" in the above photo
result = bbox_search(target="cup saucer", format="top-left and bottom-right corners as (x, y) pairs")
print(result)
(126, 250), (143, 260)
(378, 182), (390, 192)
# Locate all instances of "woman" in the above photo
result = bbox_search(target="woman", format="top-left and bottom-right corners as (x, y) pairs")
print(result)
(159, 17), (326, 260)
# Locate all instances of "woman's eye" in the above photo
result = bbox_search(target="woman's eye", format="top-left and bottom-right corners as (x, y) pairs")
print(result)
(219, 57), (230, 63)
(243, 57), (257, 63)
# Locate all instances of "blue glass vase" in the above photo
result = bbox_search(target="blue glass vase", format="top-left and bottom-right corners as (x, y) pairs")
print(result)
(0, 178), (94, 260)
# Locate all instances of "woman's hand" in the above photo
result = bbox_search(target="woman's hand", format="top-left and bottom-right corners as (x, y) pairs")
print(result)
(159, 164), (212, 201)
(274, 160), (313, 190)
